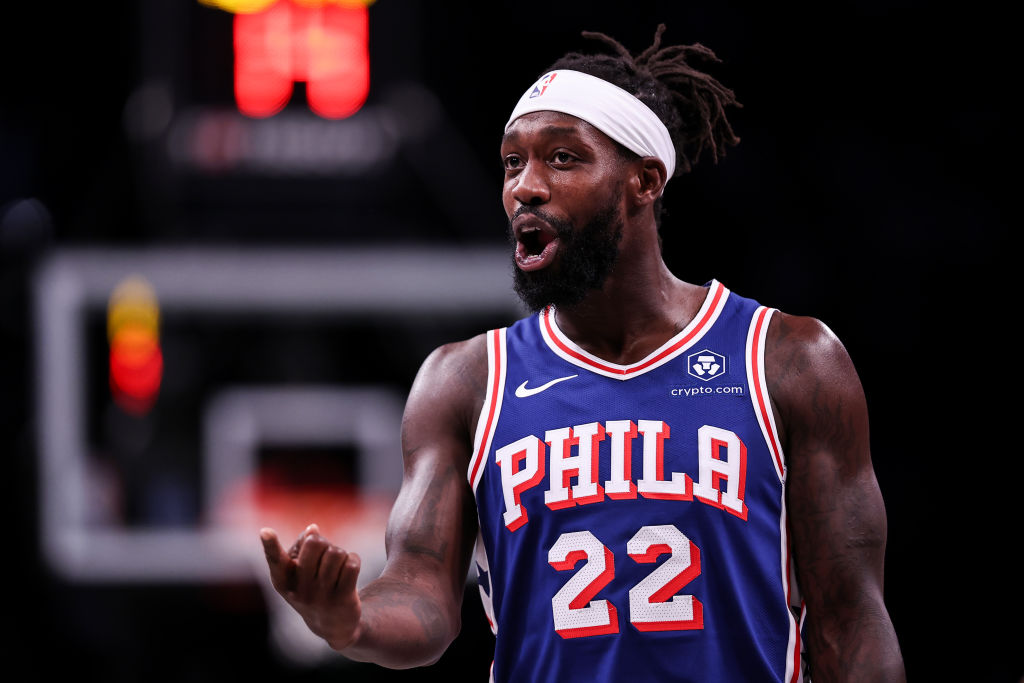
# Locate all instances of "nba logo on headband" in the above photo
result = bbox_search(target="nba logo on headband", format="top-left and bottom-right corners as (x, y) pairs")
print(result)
(529, 73), (558, 99)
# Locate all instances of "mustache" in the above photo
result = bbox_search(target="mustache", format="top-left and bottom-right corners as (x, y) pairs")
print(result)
(507, 206), (574, 238)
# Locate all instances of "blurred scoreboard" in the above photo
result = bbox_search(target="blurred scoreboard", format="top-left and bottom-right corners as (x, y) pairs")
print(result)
(127, 0), (504, 244)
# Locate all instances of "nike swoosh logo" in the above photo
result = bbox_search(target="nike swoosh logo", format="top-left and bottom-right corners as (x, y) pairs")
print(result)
(515, 374), (578, 398)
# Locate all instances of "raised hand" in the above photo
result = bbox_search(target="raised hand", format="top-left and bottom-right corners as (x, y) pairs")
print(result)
(261, 524), (363, 651)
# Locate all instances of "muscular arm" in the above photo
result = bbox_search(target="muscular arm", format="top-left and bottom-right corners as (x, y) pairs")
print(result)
(767, 313), (905, 683)
(262, 335), (487, 669)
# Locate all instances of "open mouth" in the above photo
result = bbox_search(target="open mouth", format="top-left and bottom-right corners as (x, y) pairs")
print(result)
(519, 228), (555, 257)
(515, 228), (560, 271)
(512, 212), (562, 272)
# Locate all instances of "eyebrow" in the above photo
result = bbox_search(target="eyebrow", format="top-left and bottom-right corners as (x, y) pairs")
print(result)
(501, 125), (586, 146)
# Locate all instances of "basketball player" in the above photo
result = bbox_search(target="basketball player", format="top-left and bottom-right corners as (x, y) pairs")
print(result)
(260, 26), (906, 682)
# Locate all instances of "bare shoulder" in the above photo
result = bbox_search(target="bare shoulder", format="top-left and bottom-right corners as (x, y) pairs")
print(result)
(413, 332), (490, 390)
(409, 333), (490, 415)
(764, 310), (859, 389)
(763, 310), (866, 448)
(402, 332), (491, 466)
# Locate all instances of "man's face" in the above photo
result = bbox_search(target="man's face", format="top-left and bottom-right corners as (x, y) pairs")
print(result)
(506, 197), (623, 313)
(500, 111), (631, 311)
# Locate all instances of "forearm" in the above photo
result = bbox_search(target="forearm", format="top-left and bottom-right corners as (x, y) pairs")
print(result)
(330, 339), (482, 668)
(804, 591), (906, 683)
(793, 478), (906, 682)
(792, 470), (905, 682)
(336, 573), (462, 669)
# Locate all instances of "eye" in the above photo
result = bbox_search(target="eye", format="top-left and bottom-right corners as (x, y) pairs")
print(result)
(551, 151), (577, 165)
(503, 154), (524, 171)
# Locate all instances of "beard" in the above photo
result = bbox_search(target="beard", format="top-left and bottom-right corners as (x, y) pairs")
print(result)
(508, 196), (624, 313)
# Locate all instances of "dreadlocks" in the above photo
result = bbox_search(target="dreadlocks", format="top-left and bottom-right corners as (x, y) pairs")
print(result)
(546, 24), (741, 176)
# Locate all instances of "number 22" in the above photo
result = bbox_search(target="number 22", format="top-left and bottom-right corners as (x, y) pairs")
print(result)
(547, 524), (703, 639)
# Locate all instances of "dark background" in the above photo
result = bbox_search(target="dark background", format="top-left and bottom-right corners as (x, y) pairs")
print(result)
(1, 1), (1015, 680)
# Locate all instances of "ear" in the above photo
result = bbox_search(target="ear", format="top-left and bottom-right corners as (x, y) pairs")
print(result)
(628, 157), (668, 208)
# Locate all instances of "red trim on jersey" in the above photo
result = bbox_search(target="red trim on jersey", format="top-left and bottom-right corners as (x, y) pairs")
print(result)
(751, 305), (800, 679)
(469, 330), (502, 486)
(786, 530), (802, 683)
(790, 616), (802, 682)
(542, 281), (726, 375)
(751, 307), (784, 476)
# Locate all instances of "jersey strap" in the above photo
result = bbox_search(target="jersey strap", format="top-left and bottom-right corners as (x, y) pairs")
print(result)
(469, 327), (508, 492)
(746, 305), (785, 482)
(745, 304), (804, 683)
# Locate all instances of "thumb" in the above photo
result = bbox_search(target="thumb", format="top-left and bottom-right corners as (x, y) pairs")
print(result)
(260, 528), (290, 568)
(261, 528), (296, 594)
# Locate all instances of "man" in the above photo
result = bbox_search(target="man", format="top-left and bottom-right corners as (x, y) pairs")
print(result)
(260, 25), (906, 682)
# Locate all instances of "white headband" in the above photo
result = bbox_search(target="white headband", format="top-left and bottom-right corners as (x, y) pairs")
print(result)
(505, 69), (676, 184)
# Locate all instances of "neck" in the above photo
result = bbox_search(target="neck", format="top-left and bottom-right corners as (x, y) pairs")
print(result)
(553, 231), (707, 365)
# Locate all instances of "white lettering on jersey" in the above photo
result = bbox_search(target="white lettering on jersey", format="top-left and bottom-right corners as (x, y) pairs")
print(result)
(496, 435), (545, 531)
(549, 530), (619, 638)
(604, 420), (637, 499)
(544, 422), (605, 509)
(495, 421), (748, 531)
(636, 420), (692, 500)
(693, 424), (749, 520)
(627, 524), (704, 631)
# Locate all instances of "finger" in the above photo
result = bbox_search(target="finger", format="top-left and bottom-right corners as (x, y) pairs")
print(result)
(335, 551), (361, 596)
(295, 532), (329, 595)
(260, 527), (287, 565)
(289, 523), (322, 559)
(317, 546), (347, 594)
(260, 528), (296, 593)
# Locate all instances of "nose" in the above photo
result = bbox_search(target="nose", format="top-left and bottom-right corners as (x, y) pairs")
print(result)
(509, 160), (550, 207)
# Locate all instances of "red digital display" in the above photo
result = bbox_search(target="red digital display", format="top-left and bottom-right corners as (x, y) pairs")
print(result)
(233, 0), (370, 119)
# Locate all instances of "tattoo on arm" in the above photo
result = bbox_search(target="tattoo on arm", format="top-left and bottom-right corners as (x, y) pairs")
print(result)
(358, 578), (451, 648)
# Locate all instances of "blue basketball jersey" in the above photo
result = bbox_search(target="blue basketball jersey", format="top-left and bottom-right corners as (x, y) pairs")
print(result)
(468, 281), (805, 683)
